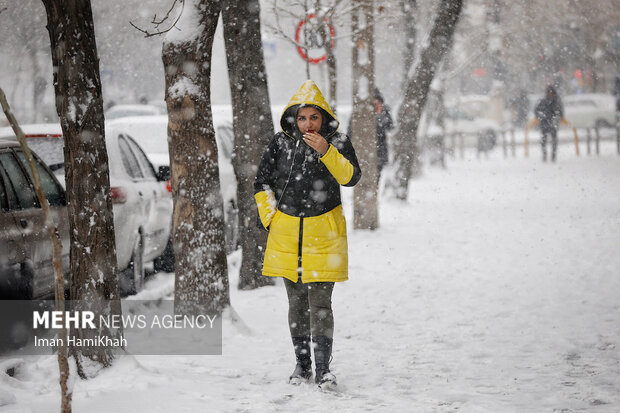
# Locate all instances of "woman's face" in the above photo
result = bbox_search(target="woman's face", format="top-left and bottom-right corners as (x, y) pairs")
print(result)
(297, 106), (322, 135)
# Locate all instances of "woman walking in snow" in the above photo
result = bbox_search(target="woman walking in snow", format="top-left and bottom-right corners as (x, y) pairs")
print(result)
(254, 80), (361, 389)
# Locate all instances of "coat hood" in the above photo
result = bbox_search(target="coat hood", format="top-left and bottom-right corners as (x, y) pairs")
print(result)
(280, 80), (339, 140)
(545, 85), (558, 98)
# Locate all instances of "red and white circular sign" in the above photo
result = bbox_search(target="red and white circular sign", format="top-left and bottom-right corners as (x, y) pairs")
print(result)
(295, 14), (336, 64)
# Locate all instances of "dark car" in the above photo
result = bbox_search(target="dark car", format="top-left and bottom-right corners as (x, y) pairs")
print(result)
(0, 137), (70, 299)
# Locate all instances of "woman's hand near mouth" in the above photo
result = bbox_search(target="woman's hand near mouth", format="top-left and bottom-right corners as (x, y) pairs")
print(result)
(303, 130), (329, 155)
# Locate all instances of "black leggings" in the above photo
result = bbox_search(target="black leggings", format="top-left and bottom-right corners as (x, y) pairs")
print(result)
(284, 278), (334, 339)
(541, 129), (558, 160)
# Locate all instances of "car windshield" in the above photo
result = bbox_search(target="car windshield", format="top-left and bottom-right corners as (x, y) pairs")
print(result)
(25, 138), (65, 171)
(565, 100), (596, 108)
(446, 107), (474, 120)
(123, 123), (170, 155)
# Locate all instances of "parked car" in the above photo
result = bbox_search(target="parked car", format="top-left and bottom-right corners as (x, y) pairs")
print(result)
(0, 137), (70, 299)
(394, 94), (498, 154)
(563, 93), (616, 129)
(446, 95), (501, 151)
(105, 104), (162, 120)
(444, 106), (499, 141)
(0, 124), (173, 295)
(107, 109), (239, 253)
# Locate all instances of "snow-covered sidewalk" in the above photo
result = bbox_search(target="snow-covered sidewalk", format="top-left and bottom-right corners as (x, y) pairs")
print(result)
(2, 148), (619, 412)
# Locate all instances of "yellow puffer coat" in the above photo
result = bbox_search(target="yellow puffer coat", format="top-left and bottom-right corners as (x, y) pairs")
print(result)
(254, 80), (361, 283)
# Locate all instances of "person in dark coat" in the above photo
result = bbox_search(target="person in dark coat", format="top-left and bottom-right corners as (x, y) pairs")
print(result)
(534, 85), (564, 162)
(374, 89), (394, 176)
(348, 88), (394, 180)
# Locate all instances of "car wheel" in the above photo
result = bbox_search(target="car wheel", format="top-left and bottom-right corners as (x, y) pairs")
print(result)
(120, 234), (145, 295)
(476, 130), (496, 152)
(595, 119), (610, 130)
(16, 263), (34, 299)
(154, 235), (175, 273)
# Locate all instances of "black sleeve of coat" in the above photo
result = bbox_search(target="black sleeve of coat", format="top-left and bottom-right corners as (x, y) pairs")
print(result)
(253, 136), (280, 231)
(331, 133), (362, 187)
(534, 100), (544, 120)
(254, 135), (279, 195)
(383, 106), (395, 131)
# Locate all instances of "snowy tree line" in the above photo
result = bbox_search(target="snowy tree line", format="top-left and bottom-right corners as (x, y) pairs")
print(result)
(1, 0), (618, 125)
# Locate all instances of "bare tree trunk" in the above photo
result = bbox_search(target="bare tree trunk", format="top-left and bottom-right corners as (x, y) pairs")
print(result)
(317, 2), (337, 112)
(303, 0), (311, 79)
(393, 0), (463, 200)
(41, 0), (122, 378)
(401, 0), (417, 91)
(27, 47), (46, 123)
(351, 0), (378, 230)
(163, 0), (230, 312)
(326, 46), (338, 113)
(221, 0), (275, 290)
(0, 88), (71, 412)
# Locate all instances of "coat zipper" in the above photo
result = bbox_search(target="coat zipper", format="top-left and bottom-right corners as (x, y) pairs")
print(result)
(297, 217), (304, 280)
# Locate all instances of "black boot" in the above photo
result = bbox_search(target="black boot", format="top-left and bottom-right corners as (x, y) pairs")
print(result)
(313, 336), (337, 389)
(289, 336), (312, 384)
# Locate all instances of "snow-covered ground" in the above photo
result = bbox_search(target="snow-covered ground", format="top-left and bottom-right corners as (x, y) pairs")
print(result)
(2, 143), (620, 412)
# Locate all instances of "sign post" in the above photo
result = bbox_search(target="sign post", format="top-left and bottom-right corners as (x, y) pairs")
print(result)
(295, 14), (336, 64)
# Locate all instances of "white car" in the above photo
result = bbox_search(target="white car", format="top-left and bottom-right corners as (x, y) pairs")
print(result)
(105, 104), (162, 120)
(443, 95), (500, 151)
(444, 106), (500, 137)
(563, 93), (616, 130)
(107, 110), (239, 253)
(0, 124), (173, 294)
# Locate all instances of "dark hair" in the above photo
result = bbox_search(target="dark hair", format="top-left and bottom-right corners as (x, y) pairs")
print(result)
(374, 88), (384, 103)
(297, 104), (331, 136)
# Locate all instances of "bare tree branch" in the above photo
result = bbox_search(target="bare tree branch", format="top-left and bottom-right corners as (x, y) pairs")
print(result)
(267, 0), (386, 44)
(263, 22), (308, 49)
(130, 0), (184, 38)
(152, 0), (181, 25)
